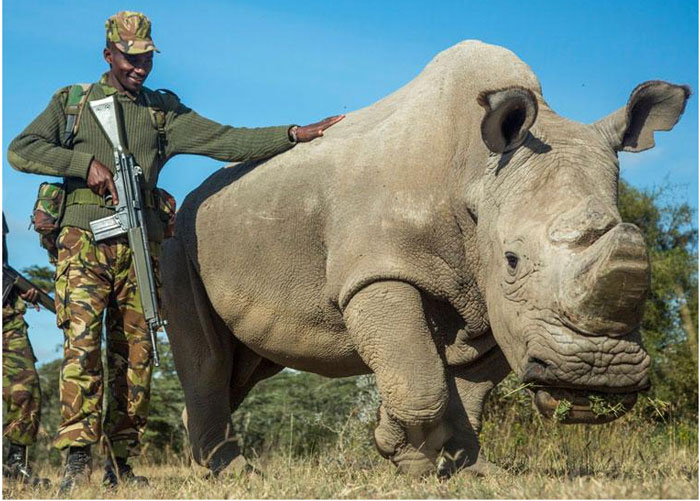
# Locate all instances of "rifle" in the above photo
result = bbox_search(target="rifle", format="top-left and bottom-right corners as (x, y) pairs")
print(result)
(87, 95), (164, 366)
(2, 264), (56, 313)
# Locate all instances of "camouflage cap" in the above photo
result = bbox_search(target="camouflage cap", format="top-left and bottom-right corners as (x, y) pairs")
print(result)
(106, 11), (159, 54)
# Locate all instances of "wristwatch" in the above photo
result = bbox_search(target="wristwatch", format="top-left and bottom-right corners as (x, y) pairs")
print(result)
(288, 125), (299, 143)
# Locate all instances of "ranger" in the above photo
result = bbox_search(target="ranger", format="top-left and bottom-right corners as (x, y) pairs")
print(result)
(7, 11), (342, 491)
(2, 214), (50, 488)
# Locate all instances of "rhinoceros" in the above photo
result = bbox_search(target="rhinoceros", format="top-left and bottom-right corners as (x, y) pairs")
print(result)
(160, 40), (690, 476)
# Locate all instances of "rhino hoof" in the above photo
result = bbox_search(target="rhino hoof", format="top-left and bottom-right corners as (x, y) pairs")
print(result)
(206, 441), (242, 475)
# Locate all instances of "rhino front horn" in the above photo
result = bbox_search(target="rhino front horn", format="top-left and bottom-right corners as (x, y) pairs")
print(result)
(559, 223), (650, 336)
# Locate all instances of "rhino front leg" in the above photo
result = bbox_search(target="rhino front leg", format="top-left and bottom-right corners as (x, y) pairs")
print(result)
(441, 346), (511, 477)
(373, 403), (452, 476)
(344, 281), (450, 475)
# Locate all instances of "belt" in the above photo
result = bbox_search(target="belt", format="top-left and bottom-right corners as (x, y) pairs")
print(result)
(65, 188), (159, 208)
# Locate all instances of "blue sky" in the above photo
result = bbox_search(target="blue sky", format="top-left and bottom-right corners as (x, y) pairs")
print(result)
(2, 1), (697, 364)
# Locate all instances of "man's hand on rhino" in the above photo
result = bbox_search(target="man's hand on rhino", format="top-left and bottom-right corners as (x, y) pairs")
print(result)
(87, 158), (119, 205)
(292, 115), (345, 143)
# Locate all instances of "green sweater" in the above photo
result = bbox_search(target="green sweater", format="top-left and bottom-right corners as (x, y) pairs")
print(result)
(8, 74), (296, 243)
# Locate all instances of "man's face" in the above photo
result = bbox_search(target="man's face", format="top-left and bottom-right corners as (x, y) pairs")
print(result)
(103, 44), (153, 94)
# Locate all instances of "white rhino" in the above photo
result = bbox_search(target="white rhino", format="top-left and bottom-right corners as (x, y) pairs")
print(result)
(161, 40), (690, 476)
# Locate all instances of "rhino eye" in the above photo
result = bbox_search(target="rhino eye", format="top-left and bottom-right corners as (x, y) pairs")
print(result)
(505, 252), (519, 271)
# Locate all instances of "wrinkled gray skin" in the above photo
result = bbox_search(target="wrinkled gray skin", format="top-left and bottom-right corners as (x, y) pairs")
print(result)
(161, 41), (690, 477)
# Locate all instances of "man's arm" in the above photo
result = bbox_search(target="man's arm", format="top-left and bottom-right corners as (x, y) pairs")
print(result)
(163, 95), (343, 162)
(165, 100), (296, 162)
(7, 90), (94, 179)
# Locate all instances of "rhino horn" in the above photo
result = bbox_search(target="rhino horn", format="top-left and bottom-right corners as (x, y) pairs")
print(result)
(559, 223), (650, 336)
(593, 80), (691, 153)
(477, 86), (538, 153)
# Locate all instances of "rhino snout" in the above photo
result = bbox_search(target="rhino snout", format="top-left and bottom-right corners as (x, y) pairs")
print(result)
(521, 353), (651, 392)
(558, 222), (650, 337)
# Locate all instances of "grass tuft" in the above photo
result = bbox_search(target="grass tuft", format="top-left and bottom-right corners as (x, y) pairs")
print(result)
(553, 399), (573, 422)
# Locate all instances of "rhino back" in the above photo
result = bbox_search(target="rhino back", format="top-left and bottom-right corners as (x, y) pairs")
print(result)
(174, 41), (542, 369)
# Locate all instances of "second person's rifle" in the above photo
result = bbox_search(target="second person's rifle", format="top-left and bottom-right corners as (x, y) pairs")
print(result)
(2, 264), (56, 312)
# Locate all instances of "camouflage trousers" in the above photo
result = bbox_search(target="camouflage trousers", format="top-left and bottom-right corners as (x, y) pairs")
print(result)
(53, 226), (158, 458)
(2, 293), (42, 445)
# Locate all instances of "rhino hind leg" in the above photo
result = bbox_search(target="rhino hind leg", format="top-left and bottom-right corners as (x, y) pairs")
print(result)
(440, 346), (511, 477)
(161, 236), (241, 473)
(229, 356), (283, 412)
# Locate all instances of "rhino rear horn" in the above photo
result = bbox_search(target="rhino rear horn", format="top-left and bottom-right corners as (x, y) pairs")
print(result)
(594, 80), (691, 152)
(477, 86), (538, 153)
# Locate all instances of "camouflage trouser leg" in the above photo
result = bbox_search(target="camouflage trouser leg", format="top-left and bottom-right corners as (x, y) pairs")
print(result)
(2, 295), (41, 445)
(103, 247), (155, 459)
(53, 227), (153, 458)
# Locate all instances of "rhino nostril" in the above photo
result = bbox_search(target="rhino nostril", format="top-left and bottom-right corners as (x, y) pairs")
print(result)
(523, 357), (550, 383)
(528, 357), (548, 369)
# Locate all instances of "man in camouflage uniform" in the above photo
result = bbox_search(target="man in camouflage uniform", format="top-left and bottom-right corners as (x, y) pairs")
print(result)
(2, 214), (49, 488)
(8, 11), (342, 491)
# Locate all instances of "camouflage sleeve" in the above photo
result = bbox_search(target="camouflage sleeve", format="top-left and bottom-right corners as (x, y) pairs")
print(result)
(163, 95), (296, 163)
(7, 89), (94, 179)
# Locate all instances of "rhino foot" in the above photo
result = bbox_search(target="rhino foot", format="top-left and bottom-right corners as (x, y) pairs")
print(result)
(374, 404), (454, 477)
(204, 454), (262, 479)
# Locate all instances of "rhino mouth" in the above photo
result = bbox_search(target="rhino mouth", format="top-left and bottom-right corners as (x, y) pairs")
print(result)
(523, 357), (645, 424)
(532, 387), (638, 424)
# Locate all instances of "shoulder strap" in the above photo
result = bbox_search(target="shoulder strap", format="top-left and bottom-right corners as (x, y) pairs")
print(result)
(62, 84), (174, 156)
(62, 83), (94, 148)
(143, 88), (177, 159)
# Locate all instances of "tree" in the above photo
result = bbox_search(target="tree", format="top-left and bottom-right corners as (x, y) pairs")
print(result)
(618, 180), (698, 419)
(21, 265), (54, 294)
(232, 371), (377, 457)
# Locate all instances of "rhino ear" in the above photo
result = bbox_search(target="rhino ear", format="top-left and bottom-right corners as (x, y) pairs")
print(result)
(478, 86), (538, 154)
(594, 81), (691, 153)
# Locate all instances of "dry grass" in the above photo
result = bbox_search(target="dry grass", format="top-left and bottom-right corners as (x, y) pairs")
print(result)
(4, 416), (697, 499)
(3, 452), (696, 499)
